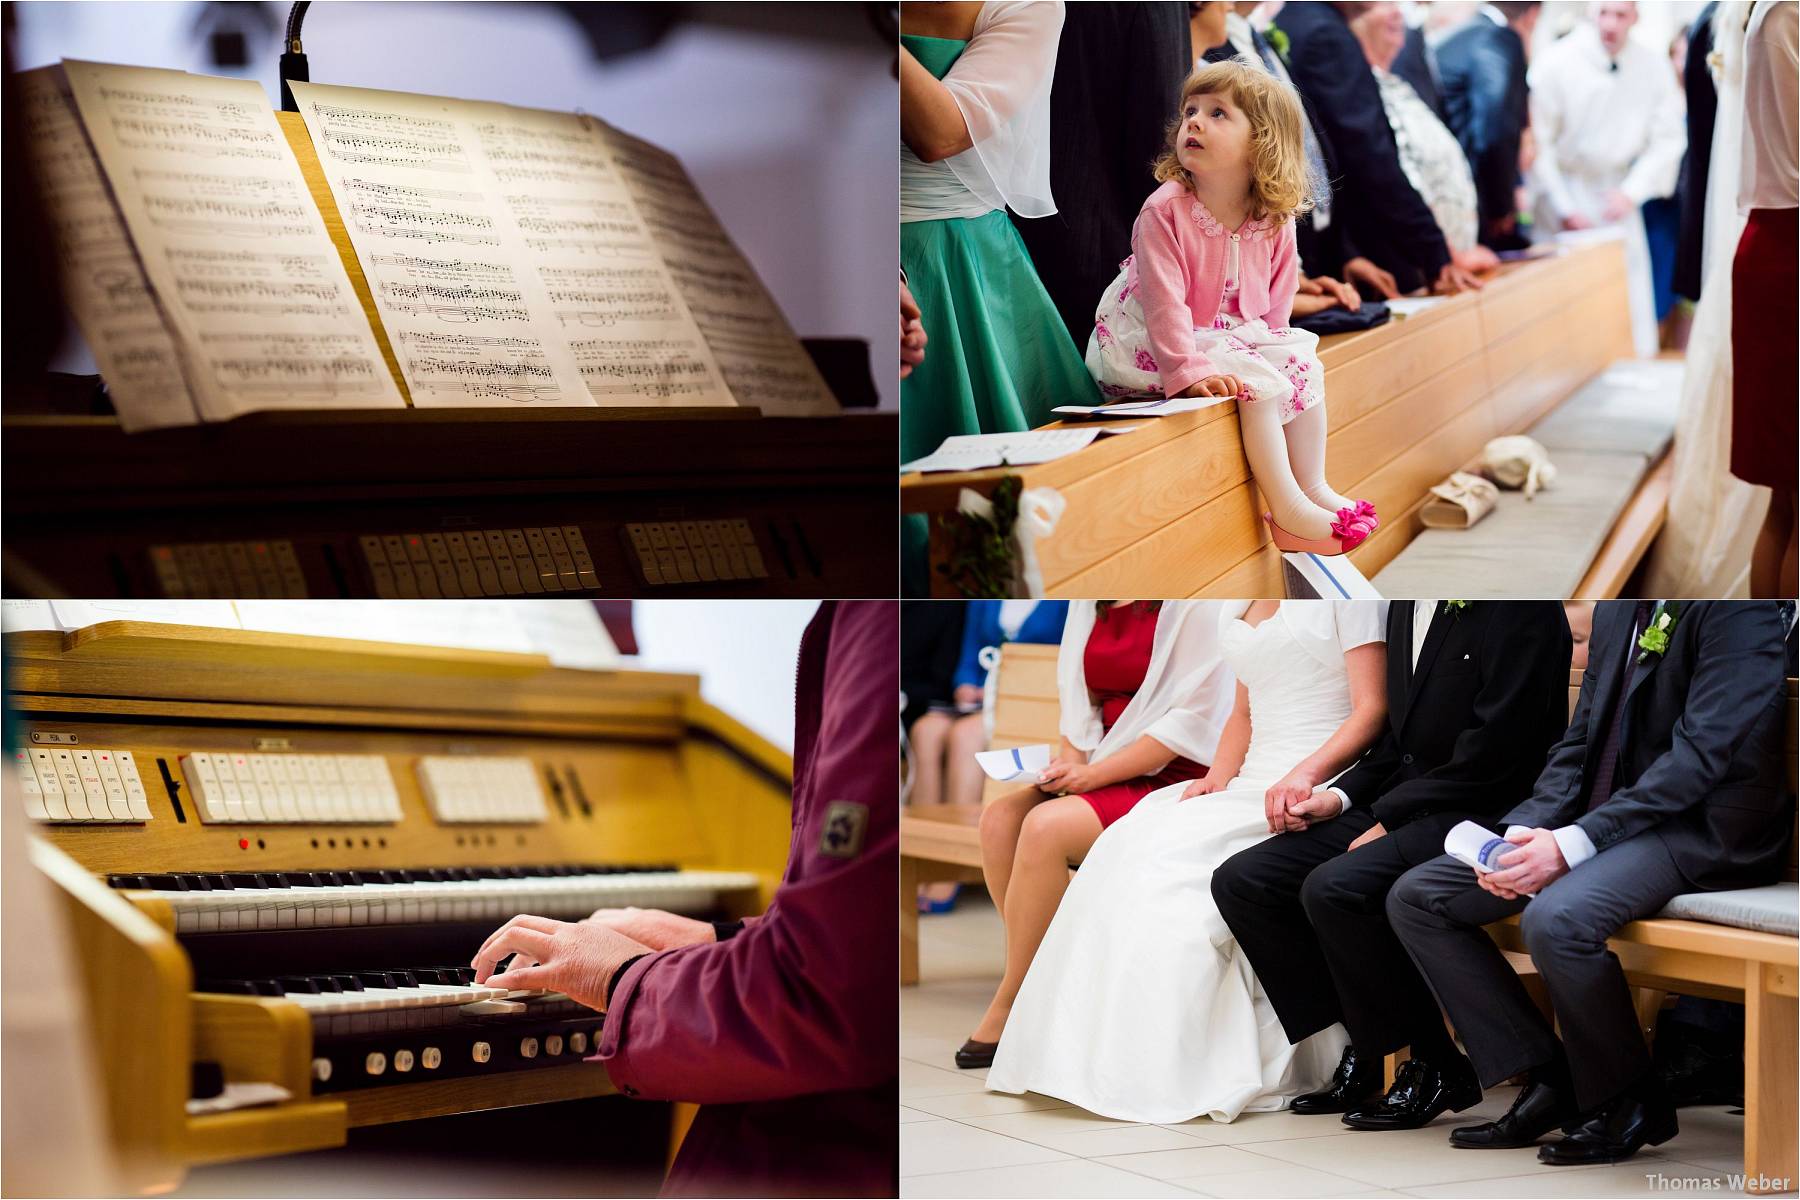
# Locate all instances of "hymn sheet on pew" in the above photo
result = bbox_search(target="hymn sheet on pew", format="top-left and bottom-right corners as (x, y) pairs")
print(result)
(290, 81), (736, 410)
(901, 427), (1139, 473)
(61, 61), (405, 423)
(16, 66), (198, 431)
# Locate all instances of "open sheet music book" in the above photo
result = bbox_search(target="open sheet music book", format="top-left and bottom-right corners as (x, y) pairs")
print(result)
(19, 61), (839, 431)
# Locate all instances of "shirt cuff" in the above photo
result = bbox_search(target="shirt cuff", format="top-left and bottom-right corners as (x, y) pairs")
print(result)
(1549, 824), (1598, 869)
(711, 919), (746, 943)
(606, 953), (650, 1005)
(1326, 786), (1352, 812)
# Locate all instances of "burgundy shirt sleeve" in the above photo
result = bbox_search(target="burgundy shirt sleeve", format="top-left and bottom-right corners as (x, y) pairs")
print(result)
(596, 603), (897, 1105)
(1132, 202), (1218, 396)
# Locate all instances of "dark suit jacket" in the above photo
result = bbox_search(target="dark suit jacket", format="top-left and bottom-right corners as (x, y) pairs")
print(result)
(1674, 2), (1720, 303)
(1204, 31), (1360, 279)
(901, 600), (965, 731)
(1504, 601), (1794, 891)
(1392, 24), (1447, 120)
(1278, 1), (1450, 292)
(1010, 2), (1191, 350)
(1436, 17), (1530, 247)
(1335, 602), (1571, 835)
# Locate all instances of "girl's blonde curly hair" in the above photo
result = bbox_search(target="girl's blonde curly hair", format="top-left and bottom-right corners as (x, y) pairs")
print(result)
(1151, 56), (1317, 224)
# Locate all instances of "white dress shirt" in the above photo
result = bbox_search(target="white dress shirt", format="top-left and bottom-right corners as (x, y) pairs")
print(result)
(1739, 0), (1799, 212)
(1330, 601), (1439, 813)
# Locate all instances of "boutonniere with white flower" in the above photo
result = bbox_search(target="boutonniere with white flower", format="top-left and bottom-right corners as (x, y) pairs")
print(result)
(1444, 600), (1470, 618)
(1636, 601), (1681, 664)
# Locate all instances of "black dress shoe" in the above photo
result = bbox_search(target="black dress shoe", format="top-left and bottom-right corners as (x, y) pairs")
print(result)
(954, 1039), (997, 1070)
(1450, 1080), (1579, 1149)
(1341, 1057), (1483, 1130)
(1538, 1091), (1677, 1164)
(1291, 1045), (1384, 1115)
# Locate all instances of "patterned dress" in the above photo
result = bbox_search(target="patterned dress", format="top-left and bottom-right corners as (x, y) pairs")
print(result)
(1085, 198), (1324, 426)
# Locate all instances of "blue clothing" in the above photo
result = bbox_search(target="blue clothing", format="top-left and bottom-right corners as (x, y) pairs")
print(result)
(953, 601), (1069, 690)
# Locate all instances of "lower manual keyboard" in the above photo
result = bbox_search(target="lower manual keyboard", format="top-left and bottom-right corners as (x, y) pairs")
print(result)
(111, 864), (762, 933)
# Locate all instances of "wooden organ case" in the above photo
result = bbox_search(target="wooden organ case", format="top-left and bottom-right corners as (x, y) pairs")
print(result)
(4, 622), (795, 1193)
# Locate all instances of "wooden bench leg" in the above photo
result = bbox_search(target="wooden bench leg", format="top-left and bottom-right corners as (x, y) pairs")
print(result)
(1744, 961), (1797, 1194)
(1384, 1047), (1407, 1089)
(900, 855), (921, 987)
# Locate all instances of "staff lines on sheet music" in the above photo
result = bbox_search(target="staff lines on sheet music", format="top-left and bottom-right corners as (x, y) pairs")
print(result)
(133, 168), (304, 201)
(311, 103), (455, 136)
(368, 253), (517, 286)
(166, 247), (334, 280)
(344, 177), (485, 204)
(178, 278), (341, 303)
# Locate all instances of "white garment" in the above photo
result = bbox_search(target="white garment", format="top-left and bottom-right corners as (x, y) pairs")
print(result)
(996, 599), (1037, 640)
(900, 0), (1062, 223)
(1740, 0), (1799, 211)
(1644, 2), (1768, 596)
(1374, 66), (1480, 252)
(990, 600), (1387, 1124)
(1056, 601), (1235, 768)
(1412, 598), (1437, 666)
(1530, 24), (1686, 355)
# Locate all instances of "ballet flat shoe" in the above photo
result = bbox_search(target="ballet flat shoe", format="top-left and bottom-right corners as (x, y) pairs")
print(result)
(1262, 512), (1369, 555)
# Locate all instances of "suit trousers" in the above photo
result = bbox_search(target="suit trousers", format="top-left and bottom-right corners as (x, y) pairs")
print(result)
(1212, 808), (1454, 1056)
(1386, 832), (1688, 1111)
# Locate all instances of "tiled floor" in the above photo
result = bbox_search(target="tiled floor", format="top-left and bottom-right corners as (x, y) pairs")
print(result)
(901, 896), (1782, 1199)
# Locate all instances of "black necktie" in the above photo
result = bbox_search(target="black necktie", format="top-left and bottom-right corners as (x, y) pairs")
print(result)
(1585, 601), (1654, 811)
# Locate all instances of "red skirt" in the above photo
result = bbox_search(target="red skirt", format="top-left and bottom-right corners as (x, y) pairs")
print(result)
(1730, 207), (1797, 491)
(1078, 756), (1208, 828)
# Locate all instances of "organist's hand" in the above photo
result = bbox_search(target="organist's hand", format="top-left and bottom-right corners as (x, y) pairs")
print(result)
(584, 906), (716, 951)
(471, 915), (652, 1013)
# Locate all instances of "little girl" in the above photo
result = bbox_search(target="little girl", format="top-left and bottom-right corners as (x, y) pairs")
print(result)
(1088, 57), (1376, 553)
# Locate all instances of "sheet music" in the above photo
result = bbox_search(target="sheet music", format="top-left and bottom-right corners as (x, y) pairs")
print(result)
(291, 81), (734, 409)
(602, 127), (839, 416)
(900, 428), (1139, 473)
(62, 61), (404, 421)
(232, 600), (538, 655)
(15, 66), (198, 431)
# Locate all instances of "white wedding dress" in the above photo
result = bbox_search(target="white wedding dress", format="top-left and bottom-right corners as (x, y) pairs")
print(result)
(986, 601), (1385, 1124)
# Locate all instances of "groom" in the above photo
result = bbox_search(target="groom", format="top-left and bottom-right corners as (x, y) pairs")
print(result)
(1387, 601), (1793, 1163)
(1211, 601), (1571, 1126)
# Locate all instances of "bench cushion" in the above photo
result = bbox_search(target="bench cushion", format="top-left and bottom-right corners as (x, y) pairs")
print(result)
(1373, 449), (1649, 597)
(1526, 360), (1683, 458)
(1658, 883), (1799, 937)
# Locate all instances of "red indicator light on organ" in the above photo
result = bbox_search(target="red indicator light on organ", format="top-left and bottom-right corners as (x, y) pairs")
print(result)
(239, 839), (249, 850)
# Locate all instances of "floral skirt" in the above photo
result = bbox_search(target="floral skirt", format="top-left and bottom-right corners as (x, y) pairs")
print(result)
(1084, 260), (1323, 424)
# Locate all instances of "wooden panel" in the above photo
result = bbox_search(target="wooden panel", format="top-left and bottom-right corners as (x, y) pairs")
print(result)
(1576, 451), (1674, 598)
(1196, 547), (1285, 599)
(1746, 962), (1799, 1192)
(1317, 304), (1487, 432)
(185, 1103), (347, 1166)
(340, 1063), (617, 1127)
(1037, 416), (1251, 589)
(1326, 349), (1492, 488)
(193, 995), (315, 1093)
(1346, 401), (1499, 577)
(1053, 479), (1270, 597)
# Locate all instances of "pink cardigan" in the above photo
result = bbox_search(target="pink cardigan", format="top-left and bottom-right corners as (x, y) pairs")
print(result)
(1125, 179), (1301, 397)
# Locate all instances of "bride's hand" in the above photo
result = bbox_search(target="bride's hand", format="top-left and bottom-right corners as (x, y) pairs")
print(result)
(1180, 774), (1223, 801)
(1264, 771), (1319, 833)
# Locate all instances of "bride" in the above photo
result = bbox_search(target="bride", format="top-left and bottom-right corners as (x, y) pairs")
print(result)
(986, 599), (1389, 1124)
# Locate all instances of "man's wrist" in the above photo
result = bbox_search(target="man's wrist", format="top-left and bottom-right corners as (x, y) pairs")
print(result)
(1326, 785), (1352, 812)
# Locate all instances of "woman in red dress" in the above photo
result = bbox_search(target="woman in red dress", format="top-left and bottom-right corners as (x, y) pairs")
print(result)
(957, 600), (1235, 1068)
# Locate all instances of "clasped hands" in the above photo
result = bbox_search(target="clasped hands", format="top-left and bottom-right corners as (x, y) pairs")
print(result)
(1477, 827), (1570, 899)
(470, 906), (718, 1013)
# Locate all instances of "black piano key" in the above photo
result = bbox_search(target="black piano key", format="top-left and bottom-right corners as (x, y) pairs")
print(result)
(332, 974), (364, 992)
(145, 873), (186, 891)
(309, 975), (343, 992)
(350, 870), (388, 886)
(225, 872), (266, 888)
(108, 874), (146, 889)
(199, 874), (235, 890)
(198, 979), (260, 995)
(282, 872), (321, 887)
(388, 971), (420, 988)
(259, 873), (291, 888)
(277, 976), (322, 993)
(412, 969), (450, 985)
(355, 971), (397, 989)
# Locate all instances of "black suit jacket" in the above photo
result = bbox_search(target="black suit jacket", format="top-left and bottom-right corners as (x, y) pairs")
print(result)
(1504, 601), (1794, 891)
(1010, 2), (1190, 350)
(1436, 17), (1530, 247)
(900, 600), (965, 731)
(1278, 2), (1449, 293)
(1392, 24), (1447, 120)
(1335, 602), (1571, 833)
(1674, 2), (1720, 303)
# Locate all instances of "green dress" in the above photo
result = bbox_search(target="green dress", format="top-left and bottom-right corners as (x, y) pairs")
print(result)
(901, 33), (1098, 593)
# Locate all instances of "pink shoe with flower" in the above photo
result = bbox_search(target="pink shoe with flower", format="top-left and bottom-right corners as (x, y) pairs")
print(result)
(1262, 509), (1373, 556)
(1350, 499), (1379, 530)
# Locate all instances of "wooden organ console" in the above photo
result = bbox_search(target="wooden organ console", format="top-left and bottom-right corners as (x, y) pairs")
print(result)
(4, 621), (796, 1193)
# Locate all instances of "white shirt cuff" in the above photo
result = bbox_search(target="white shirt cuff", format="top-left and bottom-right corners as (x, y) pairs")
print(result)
(1550, 824), (1598, 869)
(1326, 786), (1352, 812)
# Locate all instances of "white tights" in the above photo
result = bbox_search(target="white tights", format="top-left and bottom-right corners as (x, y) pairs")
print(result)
(1236, 400), (1355, 540)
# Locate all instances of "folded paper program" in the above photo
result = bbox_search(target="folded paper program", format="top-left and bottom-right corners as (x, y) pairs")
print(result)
(975, 743), (1052, 783)
(1445, 819), (1510, 874)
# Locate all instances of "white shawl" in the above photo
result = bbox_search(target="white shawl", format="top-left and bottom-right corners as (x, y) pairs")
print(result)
(1056, 601), (1235, 767)
(936, 0), (1063, 218)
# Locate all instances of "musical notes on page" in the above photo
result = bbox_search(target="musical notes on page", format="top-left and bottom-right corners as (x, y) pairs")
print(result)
(15, 65), (198, 430)
(602, 129), (838, 416)
(62, 60), (403, 420)
(292, 80), (735, 409)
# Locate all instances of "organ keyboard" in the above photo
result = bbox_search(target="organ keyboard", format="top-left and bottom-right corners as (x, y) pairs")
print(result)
(7, 620), (795, 1193)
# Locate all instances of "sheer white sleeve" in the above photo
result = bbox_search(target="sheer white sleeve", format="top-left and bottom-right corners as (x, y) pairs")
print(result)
(939, 0), (1066, 218)
(1057, 600), (1105, 751)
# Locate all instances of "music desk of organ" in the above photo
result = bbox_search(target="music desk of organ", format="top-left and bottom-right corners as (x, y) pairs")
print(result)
(7, 621), (795, 1192)
(6, 67), (895, 599)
